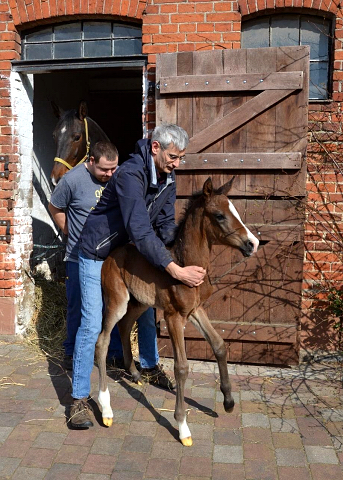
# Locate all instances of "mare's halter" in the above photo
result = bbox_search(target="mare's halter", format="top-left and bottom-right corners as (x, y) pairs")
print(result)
(53, 117), (90, 170)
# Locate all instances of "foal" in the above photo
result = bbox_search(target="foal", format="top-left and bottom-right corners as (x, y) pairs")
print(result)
(96, 177), (259, 446)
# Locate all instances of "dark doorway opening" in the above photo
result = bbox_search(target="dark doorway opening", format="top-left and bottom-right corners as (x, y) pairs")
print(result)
(32, 66), (143, 278)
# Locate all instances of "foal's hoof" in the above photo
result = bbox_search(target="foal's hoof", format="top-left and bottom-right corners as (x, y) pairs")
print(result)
(224, 398), (235, 413)
(103, 417), (113, 427)
(131, 371), (142, 385)
(181, 437), (193, 447)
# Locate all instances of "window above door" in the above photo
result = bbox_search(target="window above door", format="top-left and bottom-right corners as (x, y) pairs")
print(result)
(241, 14), (332, 100)
(21, 21), (142, 60)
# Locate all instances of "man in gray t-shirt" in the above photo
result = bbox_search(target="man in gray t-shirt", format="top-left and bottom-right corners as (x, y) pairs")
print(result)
(49, 142), (120, 366)
(48, 142), (173, 395)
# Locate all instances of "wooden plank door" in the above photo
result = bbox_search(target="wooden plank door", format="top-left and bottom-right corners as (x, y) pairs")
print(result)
(155, 46), (309, 365)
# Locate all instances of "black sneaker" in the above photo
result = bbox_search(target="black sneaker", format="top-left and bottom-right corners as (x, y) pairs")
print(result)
(62, 355), (73, 371)
(140, 364), (176, 390)
(69, 398), (94, 428)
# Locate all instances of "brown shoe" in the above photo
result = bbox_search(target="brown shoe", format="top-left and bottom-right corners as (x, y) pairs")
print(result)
(140, 364), (176, 390)
(69, 398), (94, 428)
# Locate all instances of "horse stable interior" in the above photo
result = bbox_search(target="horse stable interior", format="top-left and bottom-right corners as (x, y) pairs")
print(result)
(0, 0), (342, 366)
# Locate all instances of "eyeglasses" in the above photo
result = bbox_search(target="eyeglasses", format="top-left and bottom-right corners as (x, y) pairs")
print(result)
(165, 151), (186, 162)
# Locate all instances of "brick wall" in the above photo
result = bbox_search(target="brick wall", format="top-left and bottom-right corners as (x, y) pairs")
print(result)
(0, 0), (342, 353)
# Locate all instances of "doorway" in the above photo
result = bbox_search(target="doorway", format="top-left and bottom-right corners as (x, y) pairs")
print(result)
(31, 66), (143, 278)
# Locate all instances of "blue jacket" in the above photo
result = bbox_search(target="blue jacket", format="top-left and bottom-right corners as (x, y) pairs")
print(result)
(79, 139), (176, 270)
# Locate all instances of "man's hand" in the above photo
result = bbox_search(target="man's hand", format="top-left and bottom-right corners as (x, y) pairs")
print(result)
(165, 262), (206, 287)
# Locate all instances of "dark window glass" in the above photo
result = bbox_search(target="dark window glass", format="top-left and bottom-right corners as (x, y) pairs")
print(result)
(113, 24), (142, 38)
(25, 27), (52, 43)
(54, 23), (81, 41)
(84, 40), (111, 57)
(310, 61), (329, 99)
(54, 42), (82, 59)
(270, 16), (299, 46)
(113, 38), (142, 55)
(301, 17), (330, 60)
(84, 22), (112, 39)
(25, 43), (52, 60)
(241, 18), (269, 48)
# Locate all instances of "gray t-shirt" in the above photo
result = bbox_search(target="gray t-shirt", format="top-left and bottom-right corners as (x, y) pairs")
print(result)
(50, 163), (107, 262)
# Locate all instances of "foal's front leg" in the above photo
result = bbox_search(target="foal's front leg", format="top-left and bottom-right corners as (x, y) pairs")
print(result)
(190, 307), (234, 413)
(96, 287), (130, 427)
(165, 312), (192, 446)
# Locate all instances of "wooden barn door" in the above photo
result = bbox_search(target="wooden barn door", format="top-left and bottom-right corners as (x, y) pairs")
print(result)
(155, 46), (309, 365)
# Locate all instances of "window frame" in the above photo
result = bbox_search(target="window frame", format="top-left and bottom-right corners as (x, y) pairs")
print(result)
(20, 20), (143, 62)
(241, 12), (334, 102)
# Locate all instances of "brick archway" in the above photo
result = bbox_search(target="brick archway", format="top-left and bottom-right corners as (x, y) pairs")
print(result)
(238, 0), (341, 17)
(9, 0), (148, 27)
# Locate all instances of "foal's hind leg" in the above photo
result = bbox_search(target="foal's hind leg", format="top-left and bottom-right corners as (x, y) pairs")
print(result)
(116, 301), (149, 384)
(165, 312), (192, 446)
(96, 286), (130, 427)
(190, 307), (234, 413)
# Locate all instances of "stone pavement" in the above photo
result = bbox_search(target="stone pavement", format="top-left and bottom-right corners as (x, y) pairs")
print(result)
(0, 337), (342, 480)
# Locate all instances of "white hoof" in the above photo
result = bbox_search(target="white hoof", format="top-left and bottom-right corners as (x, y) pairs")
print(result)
(181, 436), (193, 446)
(98, 388), (113, 427)
(179, 418), (192, 446)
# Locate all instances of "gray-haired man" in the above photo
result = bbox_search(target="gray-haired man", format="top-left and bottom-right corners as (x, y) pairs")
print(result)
(70, 124), (206, 428)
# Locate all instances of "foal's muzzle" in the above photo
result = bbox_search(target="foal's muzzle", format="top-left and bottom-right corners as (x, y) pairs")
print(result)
(240, 240), (255, 257)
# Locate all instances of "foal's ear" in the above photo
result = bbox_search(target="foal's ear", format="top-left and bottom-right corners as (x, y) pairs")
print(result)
(51, 101), (63, 119)
(203, 177), (213, 200)
(78, 101), (88, 120)
(217, 176), (236, 196)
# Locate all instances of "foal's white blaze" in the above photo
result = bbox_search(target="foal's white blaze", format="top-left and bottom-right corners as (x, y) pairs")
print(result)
(60, 125), (67, 134)
(98, 387), (113, 419)
(228, 200), (259, 253)
(178, 417), (192, 446)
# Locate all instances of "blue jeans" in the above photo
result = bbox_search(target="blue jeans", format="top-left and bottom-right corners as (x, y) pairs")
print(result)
(73, 252), (159, 399)
(64, 260), (121, 358)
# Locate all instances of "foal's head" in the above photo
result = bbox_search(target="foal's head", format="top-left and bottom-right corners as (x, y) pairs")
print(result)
(203, 177), (259, 257)
(51, 101), (88, 185)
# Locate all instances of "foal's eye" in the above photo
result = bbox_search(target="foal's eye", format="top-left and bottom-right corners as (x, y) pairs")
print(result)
(215, 213), (225, 221)
(74, 134), (81, 142)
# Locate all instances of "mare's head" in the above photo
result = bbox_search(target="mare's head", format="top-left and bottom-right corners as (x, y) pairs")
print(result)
(51, 101), (88, 185)
(202, 177), (259, 257)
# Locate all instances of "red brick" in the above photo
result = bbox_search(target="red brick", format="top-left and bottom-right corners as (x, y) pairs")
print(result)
(170, 13), (204, 22)
(214, 1), (233, 11)
(207, 12), (239, 21)
(180, 23), (196, 32)
(160, 4), (177, 12)
(178, 3), (196, 12)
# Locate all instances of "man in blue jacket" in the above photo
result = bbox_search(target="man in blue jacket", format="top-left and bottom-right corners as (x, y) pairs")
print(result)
(70, 124), (206, 428)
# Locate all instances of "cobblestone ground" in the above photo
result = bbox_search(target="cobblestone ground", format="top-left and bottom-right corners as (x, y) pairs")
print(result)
(0, 337), (342, 480)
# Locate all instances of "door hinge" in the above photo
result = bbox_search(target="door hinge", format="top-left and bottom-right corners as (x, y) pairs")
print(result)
(0, 220), (11, 243)
(148, 81), (156, 96)
(0, 155), (9, 179)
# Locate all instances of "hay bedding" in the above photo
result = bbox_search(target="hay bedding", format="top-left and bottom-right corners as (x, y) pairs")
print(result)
(25, 275), (138, 361)
(25, 275), (67, 360)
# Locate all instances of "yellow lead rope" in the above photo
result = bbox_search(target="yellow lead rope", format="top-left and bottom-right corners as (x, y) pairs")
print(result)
(54, 118), (90, 170)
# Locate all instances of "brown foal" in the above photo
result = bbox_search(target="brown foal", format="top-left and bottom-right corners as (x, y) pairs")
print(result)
(96, 177), (259, 446)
